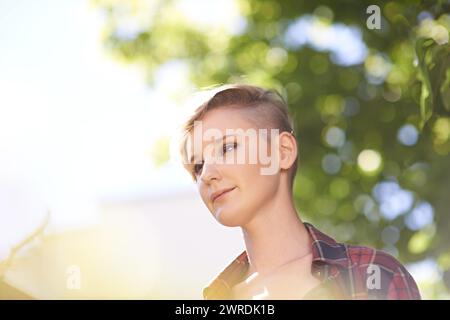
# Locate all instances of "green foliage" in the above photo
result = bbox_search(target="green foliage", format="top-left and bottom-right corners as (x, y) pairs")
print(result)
(150, 137), (170, 167)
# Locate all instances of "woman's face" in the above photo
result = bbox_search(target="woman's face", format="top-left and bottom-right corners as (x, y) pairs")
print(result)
(189, 107), (281, 227)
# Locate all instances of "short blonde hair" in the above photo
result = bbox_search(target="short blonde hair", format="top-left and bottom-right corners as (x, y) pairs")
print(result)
(180, 84), (298, 188)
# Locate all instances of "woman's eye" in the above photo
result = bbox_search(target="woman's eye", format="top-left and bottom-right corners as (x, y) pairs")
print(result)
(222, 142), (237, 155)
(194, 162), (203, 175)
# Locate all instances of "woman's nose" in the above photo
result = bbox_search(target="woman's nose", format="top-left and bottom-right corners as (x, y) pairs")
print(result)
(200, 161), (220, 183)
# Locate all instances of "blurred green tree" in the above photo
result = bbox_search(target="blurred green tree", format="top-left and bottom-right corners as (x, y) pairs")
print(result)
(93, 0), (450, 297)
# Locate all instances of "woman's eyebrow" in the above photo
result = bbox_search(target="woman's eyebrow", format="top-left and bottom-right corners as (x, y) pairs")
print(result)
(211, 134), (238, 143)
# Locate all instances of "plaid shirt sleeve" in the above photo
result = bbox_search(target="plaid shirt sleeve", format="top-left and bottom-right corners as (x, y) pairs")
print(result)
(385, 259), (422, 300)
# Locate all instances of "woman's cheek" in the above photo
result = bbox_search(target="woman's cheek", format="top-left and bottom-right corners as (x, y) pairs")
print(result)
(199, 186), (212, 210)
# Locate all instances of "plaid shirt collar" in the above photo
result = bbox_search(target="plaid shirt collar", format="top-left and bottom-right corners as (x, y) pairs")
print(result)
(306, 222), (349, 269)
(203, 222), (349, 299)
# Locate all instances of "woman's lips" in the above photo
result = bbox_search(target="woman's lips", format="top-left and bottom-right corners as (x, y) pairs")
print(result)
(213, 187), (236, 203)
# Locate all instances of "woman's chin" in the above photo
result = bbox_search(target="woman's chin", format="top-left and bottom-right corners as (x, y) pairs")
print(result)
(214, 207), (248, 227)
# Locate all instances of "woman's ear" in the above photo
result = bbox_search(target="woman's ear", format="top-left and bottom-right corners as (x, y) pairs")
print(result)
(279, 131), (298, 171)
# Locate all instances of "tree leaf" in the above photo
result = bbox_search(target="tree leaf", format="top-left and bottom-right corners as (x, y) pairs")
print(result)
(441, 68), (450, 111)
(415, 38), (434, 128)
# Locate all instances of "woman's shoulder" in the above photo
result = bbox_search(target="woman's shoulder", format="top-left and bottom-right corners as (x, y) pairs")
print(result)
(345, 244), (408, 275)
(343, 244), (421, 299)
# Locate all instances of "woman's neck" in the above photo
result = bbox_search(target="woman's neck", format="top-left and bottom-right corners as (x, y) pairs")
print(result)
(241, 189), (311, 277)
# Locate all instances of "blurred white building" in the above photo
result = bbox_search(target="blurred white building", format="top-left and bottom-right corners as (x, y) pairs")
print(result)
(2, 184), (243, 299)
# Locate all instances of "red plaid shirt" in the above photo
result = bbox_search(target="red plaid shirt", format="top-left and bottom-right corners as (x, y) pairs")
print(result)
(203, 222), (421, 300)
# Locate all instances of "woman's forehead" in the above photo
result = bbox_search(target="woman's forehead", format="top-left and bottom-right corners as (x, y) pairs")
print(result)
(183, 107), (276, 162)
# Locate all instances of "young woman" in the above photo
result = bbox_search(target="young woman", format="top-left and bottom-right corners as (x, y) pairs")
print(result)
(179, 84), (421, 300)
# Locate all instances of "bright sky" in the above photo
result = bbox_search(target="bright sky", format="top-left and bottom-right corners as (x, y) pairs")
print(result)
(0, 0), (200, 258)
